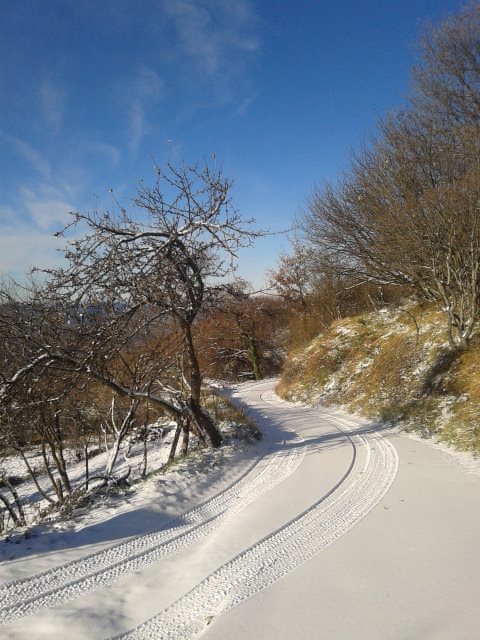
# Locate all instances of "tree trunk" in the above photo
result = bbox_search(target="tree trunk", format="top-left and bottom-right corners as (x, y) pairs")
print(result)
(104, 401), (136, 480)
(189, 398), (222, 448)
(183, 322), (223, 448)
(0, 475), (26, 528)
(141, 425), (148, 478)
(181, 420), (190, 456)
(18, 449), (54, 504)
(168, 421), (182, 463)
(84, 444), (90, 491)
(41, 442), (63, 503)
(247, 335), (263, 380)
(52, 413), (72, 494)
(0, 490), (24, 529)
(48, 436), (72, 495)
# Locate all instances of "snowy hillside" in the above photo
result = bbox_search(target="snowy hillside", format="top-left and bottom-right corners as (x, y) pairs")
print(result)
(278, 302), (480, 456)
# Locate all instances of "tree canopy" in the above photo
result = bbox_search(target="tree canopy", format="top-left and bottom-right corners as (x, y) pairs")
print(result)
(297, 3), (480, 348)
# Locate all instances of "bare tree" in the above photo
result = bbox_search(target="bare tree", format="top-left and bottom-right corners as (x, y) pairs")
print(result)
(197, 281), (288, 381)
(0, 473), (26, 531)
(269, 237), (400, 348)
(0, 160), (260, 451)
(268, 240), (315, 312)
(300, 3), (480, 348)
(412, 2), (480, 129)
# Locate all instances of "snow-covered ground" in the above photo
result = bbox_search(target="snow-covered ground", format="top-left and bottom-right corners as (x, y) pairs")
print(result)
(0, 414), (262, 564)
(0, 422), (177, 534)
(0, 380), (479, 639)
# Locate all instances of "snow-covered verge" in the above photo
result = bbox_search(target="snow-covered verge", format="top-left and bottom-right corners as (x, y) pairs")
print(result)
(0, 380), (402, 639)
(0, 380), (478, 639)
(278, 301), (480, 458)
(0, 394), (260, 557)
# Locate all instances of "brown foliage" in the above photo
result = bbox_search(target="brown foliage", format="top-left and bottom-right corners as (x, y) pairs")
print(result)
(196, 286), (289, 381)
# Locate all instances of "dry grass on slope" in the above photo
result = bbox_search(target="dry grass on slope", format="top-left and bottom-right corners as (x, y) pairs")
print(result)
(277, 303), (480, 456)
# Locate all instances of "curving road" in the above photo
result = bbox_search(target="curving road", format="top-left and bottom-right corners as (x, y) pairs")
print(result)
(1, 380), (478, 639)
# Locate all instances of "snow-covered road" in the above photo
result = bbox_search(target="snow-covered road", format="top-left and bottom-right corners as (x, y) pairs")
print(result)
(1, 380), (479, 639)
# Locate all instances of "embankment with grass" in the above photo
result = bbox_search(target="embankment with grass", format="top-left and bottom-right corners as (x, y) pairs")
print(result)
(277, 303), (480, 455)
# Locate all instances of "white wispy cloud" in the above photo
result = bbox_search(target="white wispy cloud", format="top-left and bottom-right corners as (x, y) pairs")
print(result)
(126, 68), (166, 154)
(0, 227), (66, 276)
(0, 204), (19, 228)
(79, 141), (121, 168)
(20, 184), (75, 230)
(134, 68), (166, 102)
(0, 182), (75, 277)
(161, 0), (259, 77)
(129, 100), (146, 155)
(39, 79), (66, 133)
(0, 130), (51, 179)
(232, 93), (259, 118)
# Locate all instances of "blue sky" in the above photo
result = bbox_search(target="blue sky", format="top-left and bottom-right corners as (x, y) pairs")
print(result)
(0, 0), (464, 287)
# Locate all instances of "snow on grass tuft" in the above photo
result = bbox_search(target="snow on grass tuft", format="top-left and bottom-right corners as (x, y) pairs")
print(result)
(278, 301), (480, 456)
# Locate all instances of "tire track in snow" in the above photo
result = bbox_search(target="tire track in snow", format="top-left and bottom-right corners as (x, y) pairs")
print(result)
(114, 403), (398, 640)
(0, 427), (306, 625)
